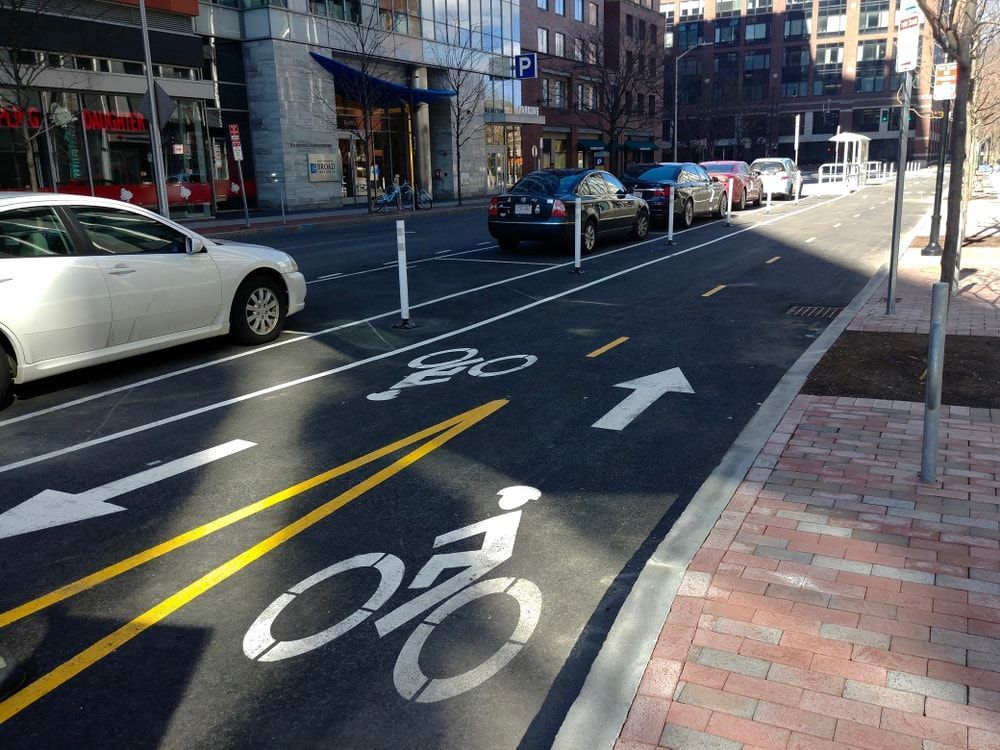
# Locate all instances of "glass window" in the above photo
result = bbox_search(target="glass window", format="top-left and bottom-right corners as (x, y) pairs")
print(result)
(626, 14), (634, 36)
(602, 173), (626, 193)
(73, 207), (189, 255)
(677, 21), (704, 48)
(783, 10), (812, 39)
(587, 1), (598, 24)
(856, 38), (887, 92)
(745, 14), (771, 43)
(574, 37), (584, 60)
(0, 207), (73, 258)
(852, 107), (881, 132)
(574, 0), (583, 19)
(715, 17), (740, 45)
(555, 0), (564, 12)
(817, 0), (847, 35)
(743, 50), (770, 100)
(537, 0), (547, 9)
(537, 27), (549, 53)
(814, 43), (844, 95)
(715, 0), (740, 15)
(813, 109), (840, 133)
(554, 32), (565, 56)
(639, 164), (682, 181)
(512, 171), (584, 194)
(859, 0), (889, 32)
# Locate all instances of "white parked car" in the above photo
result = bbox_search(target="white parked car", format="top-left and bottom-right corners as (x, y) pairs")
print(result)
(749, 158), (802, 200)
(0, 194), (306, 404)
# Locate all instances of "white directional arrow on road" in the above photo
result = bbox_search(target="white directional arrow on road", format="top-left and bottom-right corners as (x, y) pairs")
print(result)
(0, 439), (256, 539)
(592, 368), (694, 431)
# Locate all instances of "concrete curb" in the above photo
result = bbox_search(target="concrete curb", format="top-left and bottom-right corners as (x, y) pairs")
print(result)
(552, 192), (935, 750)
(187, 202), (487, 238)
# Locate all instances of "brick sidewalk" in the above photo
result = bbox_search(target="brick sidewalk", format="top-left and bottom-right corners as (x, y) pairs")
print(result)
(617, 213), (1000, 749)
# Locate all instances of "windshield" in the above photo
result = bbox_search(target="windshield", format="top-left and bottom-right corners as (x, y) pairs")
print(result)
(623, 163), (660, 179)
(751, 161), (784, 174)
(634, 165), (682, 182)
(702, 162), (738, 173)
(510, 171), (584, 195)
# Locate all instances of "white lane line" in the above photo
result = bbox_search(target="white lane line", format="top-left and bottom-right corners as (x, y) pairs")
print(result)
(434, 249), (453, 254)
(0, 194), (851, 473)
(476, 241), (492, 246)
(314, 273), (342, 281)
(381, 260), (396, 266)
(853, 213), (861, 218)
(870, 206), (877, 210)
(437, 258), (557, 267)
(833, 222), (843, 228)
(805, 236), (816, 243)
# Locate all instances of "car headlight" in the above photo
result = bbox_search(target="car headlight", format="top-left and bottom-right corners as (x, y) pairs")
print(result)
(281, 257), (299, 273)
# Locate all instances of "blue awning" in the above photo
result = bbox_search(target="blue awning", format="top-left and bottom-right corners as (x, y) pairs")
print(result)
(310, 52), (456, 105)
(623, 140), (657, 151)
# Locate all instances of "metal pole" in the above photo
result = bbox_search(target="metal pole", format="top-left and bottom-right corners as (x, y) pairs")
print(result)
(920, 282), (950, 482)
(235, 159), (250, 229)
(138, 0), (169, 217)
(666, 189), (675, 245)
(922, 99), (950, 256)
(393, 219), (415, 328)
(726, 177), (733, 226)
(571, 197), (584, 274)
(887, 70), (913, 316)
(673, 54), (680, 162)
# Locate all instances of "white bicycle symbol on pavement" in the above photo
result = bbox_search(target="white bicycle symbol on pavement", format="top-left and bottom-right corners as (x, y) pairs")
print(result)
(243, 486), (543, 703)
(367, 348), (537, 401)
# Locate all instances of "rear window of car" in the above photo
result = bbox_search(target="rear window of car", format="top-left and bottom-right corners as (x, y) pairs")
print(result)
(702, 162), (738, 173)
(623, 163), (659, 179)
(634, 165), (682, 182)
(510, 172), (584, 195)
(752, 161), (784, 174)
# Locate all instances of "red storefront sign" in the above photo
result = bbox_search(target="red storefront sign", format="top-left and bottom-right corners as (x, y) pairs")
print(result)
(0, 106), (43, 130)
(0, 106), (147, 132)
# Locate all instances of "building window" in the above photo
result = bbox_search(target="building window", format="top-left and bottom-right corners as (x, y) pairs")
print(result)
(555, 0), (565, 13)
(817, 0), (847, 36)
(626, 14), (634, 36)
(587, 40), (598, 62)
(783, 10), (812, 39)
(679, 0), (705, 19)
(625, 90), (633, 114)
(538, 27), (549, 53)
(781, 45), (809, 97)
(715, 17), (740, 45)
(538, 0), (547, 9)
(747, 0), (772, 11)
(378, 0), (419, 34)
(814, 108), (840, 133)
(745, 14), (771, 43)
(587, 1), (598, 24)
(677, 20), (704, 48)
(813, 43), (844, 95)
(715, 0), (741, 16)
(649, 94), (656, 116)
(856, 38), (887, 92)
(665, 25), (675, 48)
(575, 0), (584, 20)
(743, 50), (770, 100)
(678, 56), (702, 104)
(310, 0), (359, 21)
(638, 19), (646, 40)
(554, 32), (565, 56)
(574, 37), (584, 60)
(713, 51), (739, 104)
(852, 107), (881, 132)
(552, 79), (568, 107)
(859, 0), (889, 31)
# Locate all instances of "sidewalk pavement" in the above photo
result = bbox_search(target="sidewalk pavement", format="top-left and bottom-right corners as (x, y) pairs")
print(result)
(179, 197), (487, 238)
(615, 188), (1000, 750)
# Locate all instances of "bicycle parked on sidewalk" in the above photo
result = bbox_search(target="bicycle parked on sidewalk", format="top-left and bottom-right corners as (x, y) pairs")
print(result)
(370, 178), (433, 213)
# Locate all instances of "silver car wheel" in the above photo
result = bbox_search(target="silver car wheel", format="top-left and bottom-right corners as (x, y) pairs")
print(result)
(246, 287), (281, 336)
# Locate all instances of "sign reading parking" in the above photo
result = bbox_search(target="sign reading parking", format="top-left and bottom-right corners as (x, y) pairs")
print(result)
(512, 53), (537, 80)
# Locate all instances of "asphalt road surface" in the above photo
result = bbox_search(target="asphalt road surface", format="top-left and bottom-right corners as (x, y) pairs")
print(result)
(0, 177), (935, 749)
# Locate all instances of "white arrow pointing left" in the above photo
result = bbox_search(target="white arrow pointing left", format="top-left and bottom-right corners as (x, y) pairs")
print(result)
(592, 367), (694, 431)
(0, 439), (256, 539)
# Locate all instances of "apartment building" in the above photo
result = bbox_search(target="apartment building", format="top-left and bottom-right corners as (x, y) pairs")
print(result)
(662, 0), (938, 165)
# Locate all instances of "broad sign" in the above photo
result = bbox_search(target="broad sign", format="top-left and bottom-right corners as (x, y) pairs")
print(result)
(512, 53), (537, 80)
(933, 62), (957, 100)
(307, 153), (338, 182)
(895, 0), (922, 73)
(229, 123), (244, 162)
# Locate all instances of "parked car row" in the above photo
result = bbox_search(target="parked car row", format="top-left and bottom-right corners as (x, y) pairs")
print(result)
(487, 158), (802, 252)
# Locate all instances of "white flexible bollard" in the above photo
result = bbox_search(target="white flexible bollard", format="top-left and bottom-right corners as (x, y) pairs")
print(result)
(666, 188), (675, 245)
(393, 219), (414, 329)
(726, 178), (733, 227)
(571, 197), (583, 274)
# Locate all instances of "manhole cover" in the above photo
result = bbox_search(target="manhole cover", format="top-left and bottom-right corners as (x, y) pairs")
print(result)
(785, 305), (844, 318)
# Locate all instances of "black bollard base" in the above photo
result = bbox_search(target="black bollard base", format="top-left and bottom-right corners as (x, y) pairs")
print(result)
(921, 241), (943, 257)
(393, 320), (418, 330)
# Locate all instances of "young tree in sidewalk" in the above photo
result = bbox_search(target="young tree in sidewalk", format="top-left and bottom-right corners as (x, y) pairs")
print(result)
(914, 0), (999, 287)
(432, 26), (488, 206)
(318, 5), (397, 212)
(0, 0), (108, 191)
(573, 26), (664, 174)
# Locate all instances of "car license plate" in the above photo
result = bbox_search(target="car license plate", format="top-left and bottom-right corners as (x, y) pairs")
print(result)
(515, 204), (532, 215)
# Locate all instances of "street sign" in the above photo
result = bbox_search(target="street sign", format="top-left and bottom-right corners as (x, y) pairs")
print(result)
(512, 53), (537, 80)
(307, 153), (337, 182)
(933, 62), (957, 100)
(895, 0), (922, 73)
(229, 123), (244, 162)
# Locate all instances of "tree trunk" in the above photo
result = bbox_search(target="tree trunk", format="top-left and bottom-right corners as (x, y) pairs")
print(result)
(455, 129), (463, 206)
(940, 58), (971, 289)
(19, 116), (39, 192)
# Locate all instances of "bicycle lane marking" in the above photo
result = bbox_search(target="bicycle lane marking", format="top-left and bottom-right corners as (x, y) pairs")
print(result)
(0, 401), (505, 630)
(0, 399), (507, 725)
(0, 192), (852, 474)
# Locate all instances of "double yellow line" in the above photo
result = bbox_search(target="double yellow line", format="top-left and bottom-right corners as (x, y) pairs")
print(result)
(0, 399), (506, 724)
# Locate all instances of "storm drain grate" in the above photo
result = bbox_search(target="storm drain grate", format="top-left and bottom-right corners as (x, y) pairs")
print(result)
(785, 304), (844, 318)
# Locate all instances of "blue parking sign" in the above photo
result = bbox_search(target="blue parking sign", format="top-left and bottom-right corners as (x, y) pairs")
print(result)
(513, 53), (537, 80)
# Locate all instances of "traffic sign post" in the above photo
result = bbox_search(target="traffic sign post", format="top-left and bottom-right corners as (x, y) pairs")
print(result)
(229, 124), (251, 229)
(923, 98), (951, 256)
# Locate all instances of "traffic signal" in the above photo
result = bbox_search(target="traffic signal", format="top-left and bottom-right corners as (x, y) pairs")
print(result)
(881, 108), (889, 123)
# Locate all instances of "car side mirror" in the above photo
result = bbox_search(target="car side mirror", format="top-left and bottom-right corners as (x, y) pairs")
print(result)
(185, 236), (205, 254)
(710, 175), (721, 183)
(616, 190), (627, 198)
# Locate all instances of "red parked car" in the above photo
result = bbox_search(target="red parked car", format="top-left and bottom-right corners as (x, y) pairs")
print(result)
(700, 161), (763, 211)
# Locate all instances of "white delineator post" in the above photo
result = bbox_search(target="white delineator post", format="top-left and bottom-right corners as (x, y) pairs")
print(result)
(666, 188), (675, 245)
(571, 198), (583, 274)
(726, 178), (734, 227)
(393, 220), (415, 329)
(766, 189), (773, 214)
(794, 174), (801, 205)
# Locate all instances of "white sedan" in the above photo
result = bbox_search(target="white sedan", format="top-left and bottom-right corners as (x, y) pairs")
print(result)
(0, 194), (306, 404)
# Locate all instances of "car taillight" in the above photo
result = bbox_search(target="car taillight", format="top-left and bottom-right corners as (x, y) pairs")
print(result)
(552, 199), (567, 218)
(650, 187), (670, 197)
(488, 197), (499, 217)
(777, 171), (788, 179)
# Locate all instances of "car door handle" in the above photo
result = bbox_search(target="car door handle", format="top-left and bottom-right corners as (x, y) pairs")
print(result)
(106, 264), (136, 275)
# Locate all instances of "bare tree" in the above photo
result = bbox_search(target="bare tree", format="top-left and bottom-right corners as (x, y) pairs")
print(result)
(0, 0), (107, 190)
(314, 6), (398, 211)
(913, 0), (999, 286)
(433, 26), (488, 206)
(574, 25), (664, 173)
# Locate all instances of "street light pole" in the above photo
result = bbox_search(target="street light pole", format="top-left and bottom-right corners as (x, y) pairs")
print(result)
(673, 42), (711, 162)
(139, 0), (169, 217)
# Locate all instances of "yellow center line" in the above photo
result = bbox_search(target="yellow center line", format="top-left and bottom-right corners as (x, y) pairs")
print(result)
(586, 336), (629, 358)
(0, 400), (506, 631)
(0, 399), (506, 725)
(766, 256), (781, 264)
(702, 284), (726, 298)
